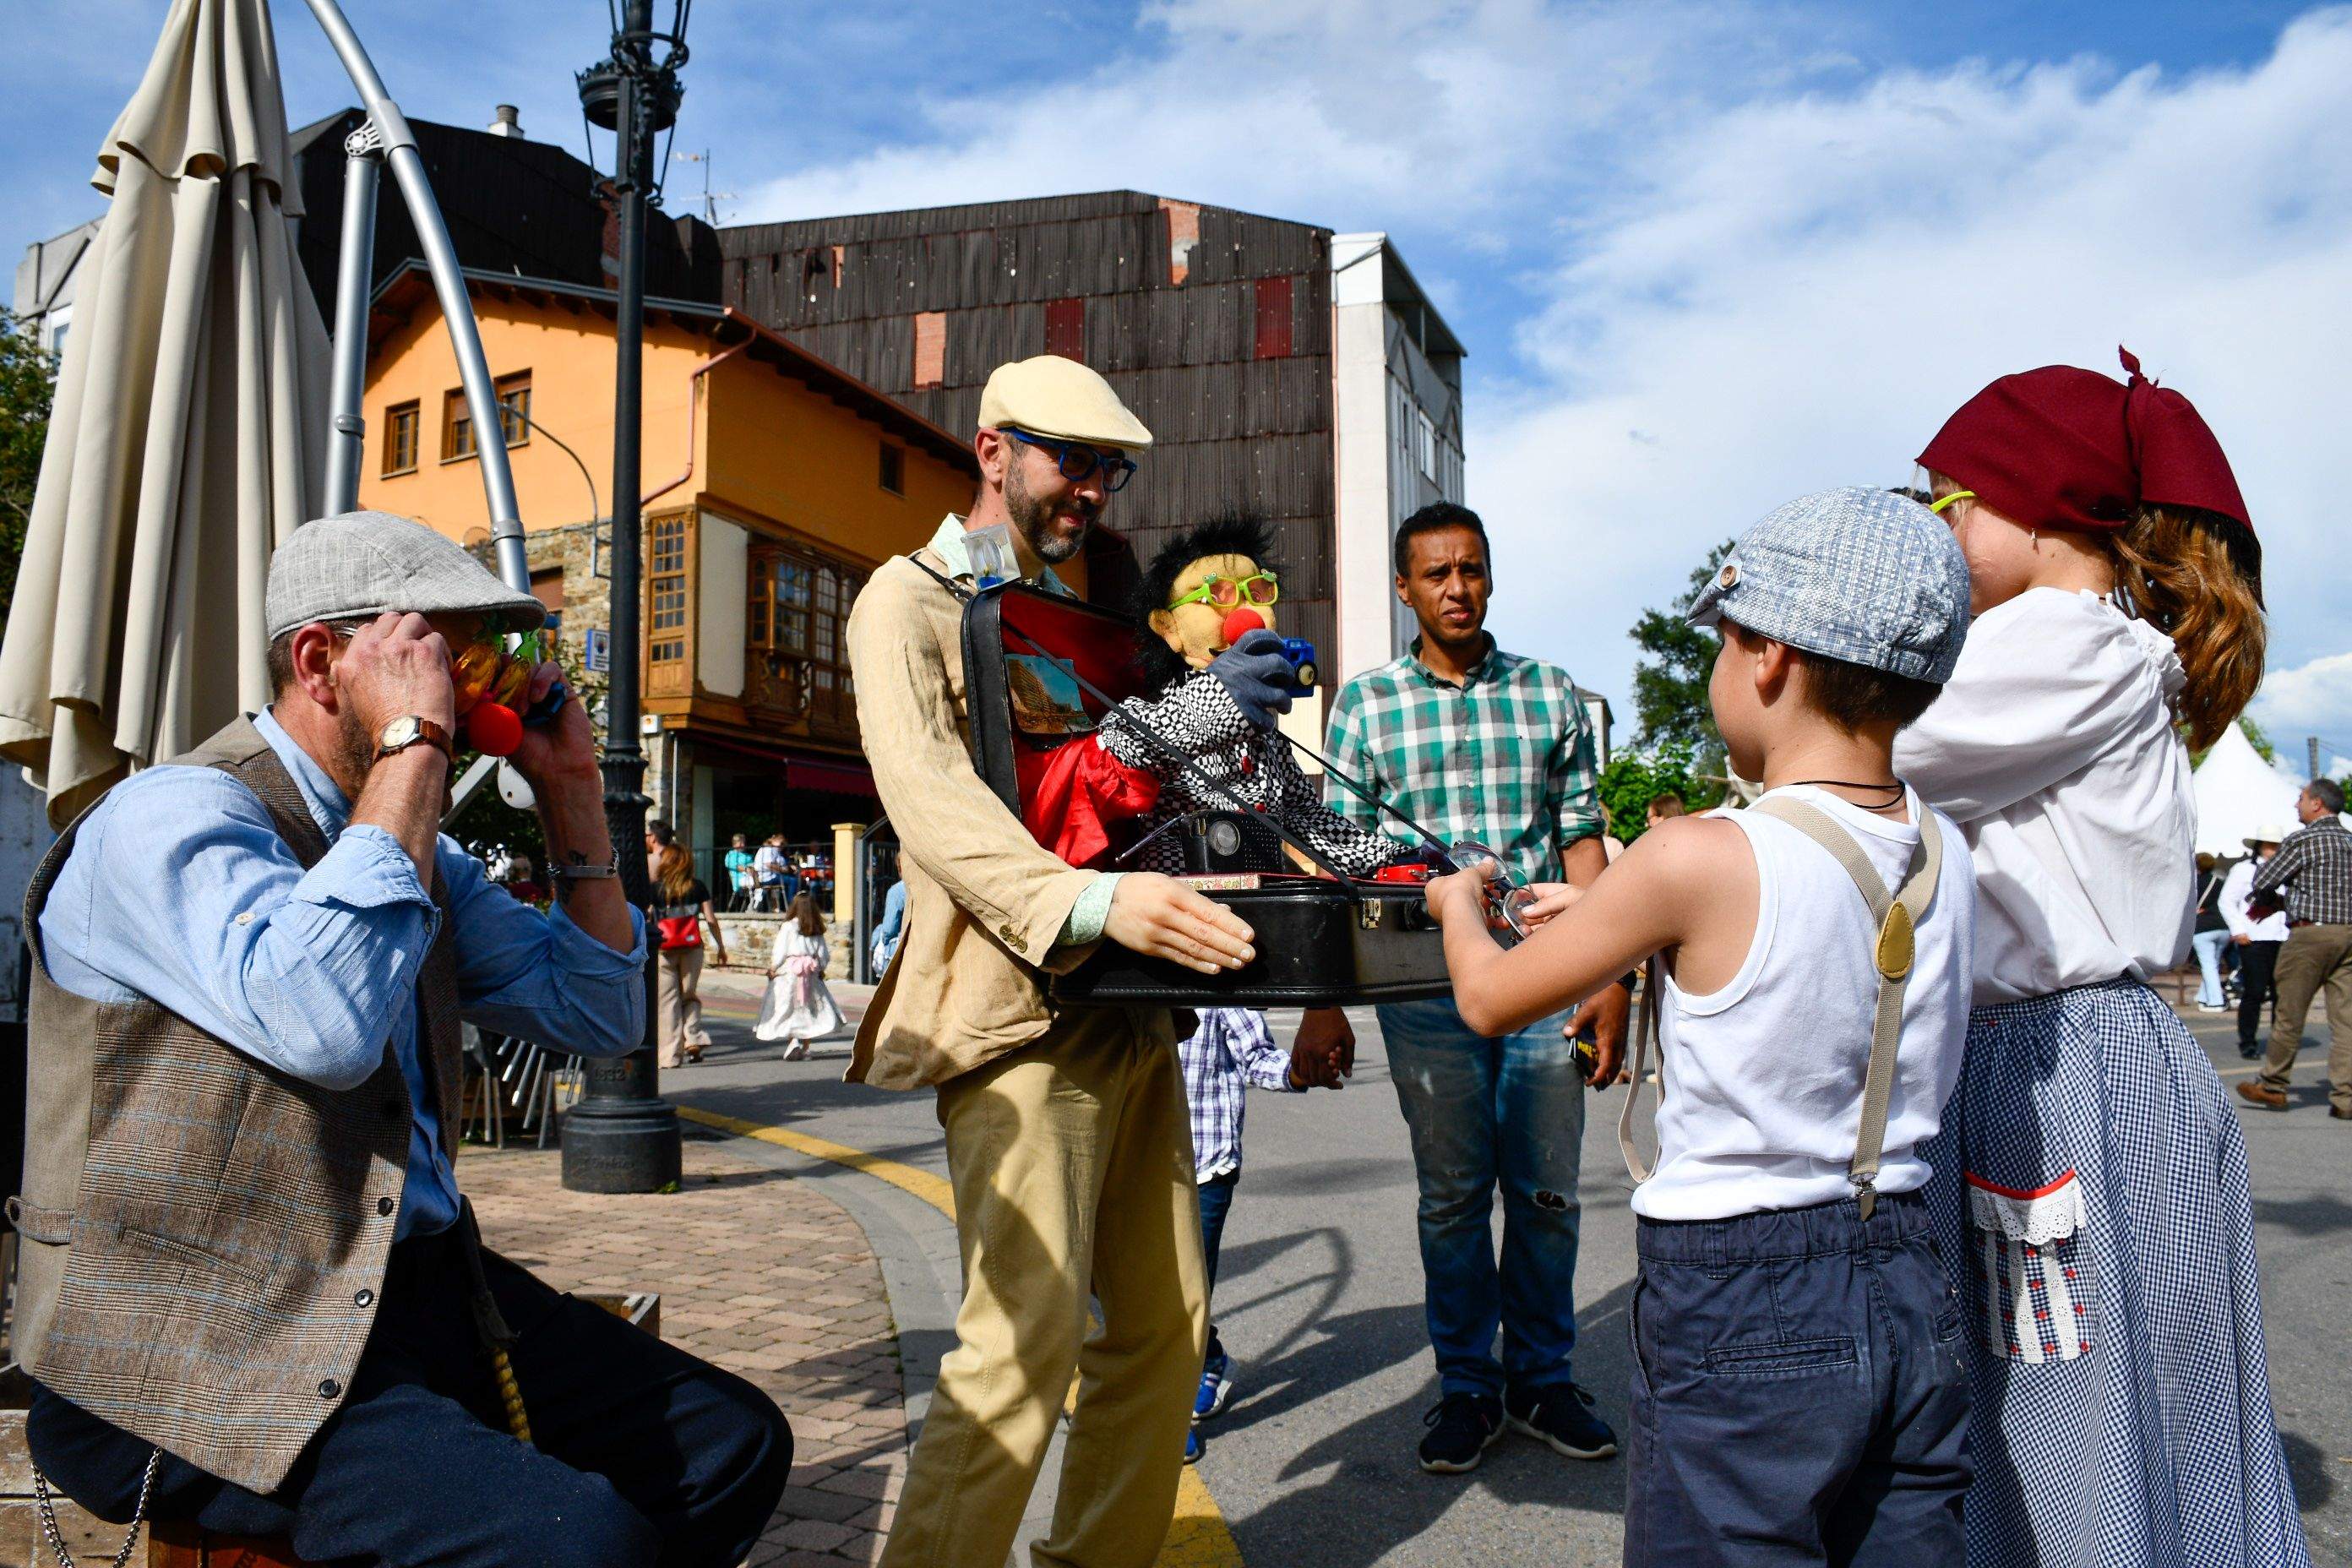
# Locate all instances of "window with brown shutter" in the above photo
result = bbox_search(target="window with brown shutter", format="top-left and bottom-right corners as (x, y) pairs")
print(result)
(381, 400), (419, 476)
(1254, 276), (1294, 360)
(1045, 297), (1085, 361)
(649, 514), (688, 666)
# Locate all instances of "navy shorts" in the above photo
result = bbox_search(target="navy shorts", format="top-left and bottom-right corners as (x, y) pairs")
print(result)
(1625, 1189), (1970, 1568)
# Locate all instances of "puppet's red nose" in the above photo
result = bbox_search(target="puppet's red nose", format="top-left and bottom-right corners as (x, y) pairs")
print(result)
(466, 702), (523, 757)
(1221, 607), (1266, 645)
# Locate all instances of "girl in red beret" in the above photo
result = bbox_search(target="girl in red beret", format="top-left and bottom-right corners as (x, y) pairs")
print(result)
(1894, 351), (2309, 1567)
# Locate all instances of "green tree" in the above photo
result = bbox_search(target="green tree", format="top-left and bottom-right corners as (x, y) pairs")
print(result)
(1597, 742), (1716, 845)
(1630, 538), (1734, 775)
(0, 308), (59, 629)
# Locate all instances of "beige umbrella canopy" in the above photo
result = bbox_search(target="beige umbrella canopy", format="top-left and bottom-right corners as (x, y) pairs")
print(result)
(0, 0), (328, 826)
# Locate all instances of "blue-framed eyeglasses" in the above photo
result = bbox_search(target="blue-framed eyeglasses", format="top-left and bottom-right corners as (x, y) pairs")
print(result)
(1004, 429), (1137, 493)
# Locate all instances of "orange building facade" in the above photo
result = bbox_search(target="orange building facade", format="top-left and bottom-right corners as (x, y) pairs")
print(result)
(357, 264), (996, 865)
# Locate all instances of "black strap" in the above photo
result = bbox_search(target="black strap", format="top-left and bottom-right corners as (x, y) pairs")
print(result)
(906, 555), (1365, 892)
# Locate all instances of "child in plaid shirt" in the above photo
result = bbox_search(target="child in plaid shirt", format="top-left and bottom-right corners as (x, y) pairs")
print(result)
(1179, 1007), (1343, 1462)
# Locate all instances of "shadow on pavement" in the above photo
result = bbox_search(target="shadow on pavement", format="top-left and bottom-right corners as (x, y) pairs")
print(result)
(2251, 1193), (2352, 1238)
(2280, 1429), (2335, 1513)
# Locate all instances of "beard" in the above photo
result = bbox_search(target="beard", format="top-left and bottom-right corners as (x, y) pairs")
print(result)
(1005, 460), (1095, 565)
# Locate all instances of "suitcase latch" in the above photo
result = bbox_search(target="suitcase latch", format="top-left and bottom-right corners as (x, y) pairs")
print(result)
(1359, 899), (1385, 930)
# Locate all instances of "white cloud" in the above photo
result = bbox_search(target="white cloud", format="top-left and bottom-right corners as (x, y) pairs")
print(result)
(718, 2), (2352, 738)
(2251, 648), (2352, 753)
(1475, 11), (2352, 718)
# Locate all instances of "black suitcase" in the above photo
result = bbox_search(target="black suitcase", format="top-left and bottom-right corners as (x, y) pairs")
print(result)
(959, 581), (1453, 1008)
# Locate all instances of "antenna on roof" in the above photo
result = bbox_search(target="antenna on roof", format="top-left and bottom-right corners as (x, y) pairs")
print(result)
(674, 150), (732, 225)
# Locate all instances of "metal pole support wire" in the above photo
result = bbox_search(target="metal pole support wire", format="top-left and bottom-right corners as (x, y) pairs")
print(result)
(303, 0), (531, 596)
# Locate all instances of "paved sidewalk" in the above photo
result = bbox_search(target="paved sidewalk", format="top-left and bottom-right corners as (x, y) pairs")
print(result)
(462, 1141), (909, 1566)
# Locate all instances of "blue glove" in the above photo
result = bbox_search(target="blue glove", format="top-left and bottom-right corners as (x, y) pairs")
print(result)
(1208, 629), (1297, 729)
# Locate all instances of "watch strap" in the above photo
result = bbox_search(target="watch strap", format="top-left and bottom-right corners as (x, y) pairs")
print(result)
(376, 716), (455, 762)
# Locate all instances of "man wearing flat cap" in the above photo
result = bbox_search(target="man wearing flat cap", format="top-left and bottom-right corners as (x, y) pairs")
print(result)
(14, 511), (790, 1565)
(847, 357), (1273, 1566)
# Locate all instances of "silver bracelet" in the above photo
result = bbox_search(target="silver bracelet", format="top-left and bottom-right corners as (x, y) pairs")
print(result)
(548, 852), (619, 881)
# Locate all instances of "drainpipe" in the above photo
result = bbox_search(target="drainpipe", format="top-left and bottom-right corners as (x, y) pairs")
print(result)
(639, 325), (753, 511)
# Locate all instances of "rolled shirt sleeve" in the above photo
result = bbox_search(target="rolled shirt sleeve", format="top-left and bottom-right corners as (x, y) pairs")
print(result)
(442, 839), (649, 1057)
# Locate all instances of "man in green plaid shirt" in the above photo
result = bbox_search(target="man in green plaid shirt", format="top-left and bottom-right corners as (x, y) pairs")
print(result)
(1319, 502), (1625, 1477)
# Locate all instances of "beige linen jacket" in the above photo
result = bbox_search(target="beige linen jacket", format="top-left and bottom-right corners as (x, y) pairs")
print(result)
(846, 531), (1146, 1088)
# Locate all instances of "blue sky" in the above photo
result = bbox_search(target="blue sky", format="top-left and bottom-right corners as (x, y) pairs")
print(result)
(7, 1), (2349, 761)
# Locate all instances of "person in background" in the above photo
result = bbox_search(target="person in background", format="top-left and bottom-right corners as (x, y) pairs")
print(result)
(645, 816), (674, 883)
(1645, 792), (1685, 830)
(2190, 852), (2235, 1012)
(2224, 825), (2290, 1059)
(723, 831), (756, 913)
(752, 833), (791, 912)
(1322, 500), (1625, 1475)
(869, 847), (908, 976)
(503, 854), (547, 906)
(1896, 353), (2309, 1565)
(652, 842), (727, 1067)
(757, 890), (845, 1061)
(2241, 778), (2352, 1117)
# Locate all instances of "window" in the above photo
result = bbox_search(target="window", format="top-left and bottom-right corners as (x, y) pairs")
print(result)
(496, 371), (531, 447)
(878, 441), (905, 496)
(1254, 275), (1294, 360)
(1044, 297), (1085, 361)
(912, 311), (946, 389)
(439, 374), (529, 461)
(382, 400), (420, 476)
(649, 514), (688, 666)
(1415, 409), (1440, 483)
(750, 542), (867, 732)
(442, 388), (475, 462)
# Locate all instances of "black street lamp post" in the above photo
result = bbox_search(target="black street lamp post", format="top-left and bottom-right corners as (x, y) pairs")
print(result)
(562, 0), (688, 1193)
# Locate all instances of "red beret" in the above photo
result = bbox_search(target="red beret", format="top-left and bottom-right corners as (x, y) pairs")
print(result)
(1919, 347), (2251, 536)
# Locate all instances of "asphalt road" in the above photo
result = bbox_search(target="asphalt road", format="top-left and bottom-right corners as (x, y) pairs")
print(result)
(673, 978), (2349, 1566)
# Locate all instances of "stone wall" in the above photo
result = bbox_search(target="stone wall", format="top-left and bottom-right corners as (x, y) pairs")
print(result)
(711, 912), (856, 979)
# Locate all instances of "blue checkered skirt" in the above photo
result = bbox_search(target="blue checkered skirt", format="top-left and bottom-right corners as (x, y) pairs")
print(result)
(1922, 978), (2311, 1568)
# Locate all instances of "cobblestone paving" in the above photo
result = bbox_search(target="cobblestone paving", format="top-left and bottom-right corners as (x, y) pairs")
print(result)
(461, 1141), (908, 1568)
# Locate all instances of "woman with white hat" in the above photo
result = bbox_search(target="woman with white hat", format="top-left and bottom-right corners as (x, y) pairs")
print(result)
(2224, 826), (2293, 1059)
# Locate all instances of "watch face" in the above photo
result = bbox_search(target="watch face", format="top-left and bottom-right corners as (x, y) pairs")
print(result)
(380, 716), (422, 752)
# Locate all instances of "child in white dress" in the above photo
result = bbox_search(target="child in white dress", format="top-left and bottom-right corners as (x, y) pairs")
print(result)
(756, 891), (845, 1060)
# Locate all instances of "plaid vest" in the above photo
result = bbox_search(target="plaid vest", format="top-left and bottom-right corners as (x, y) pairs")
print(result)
(8, 716), (460, 1491)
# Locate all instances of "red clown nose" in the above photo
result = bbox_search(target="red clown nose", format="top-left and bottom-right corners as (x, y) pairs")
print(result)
(466, 702), (524, 758)
(1221, 607), (1266, 645)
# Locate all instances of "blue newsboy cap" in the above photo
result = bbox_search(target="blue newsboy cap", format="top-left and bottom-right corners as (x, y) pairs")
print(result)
(1685, 487), (1972, 683)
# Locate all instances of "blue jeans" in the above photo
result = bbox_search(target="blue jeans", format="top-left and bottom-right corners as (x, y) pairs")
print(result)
(1196, 1169), (1239, 1364)
(1378, 997), (1585, 1398)
(1625, 1191), (1968, 1566)
(2191, 928), (2234, 1007)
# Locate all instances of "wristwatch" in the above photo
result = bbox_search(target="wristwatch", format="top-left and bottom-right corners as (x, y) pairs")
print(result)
(374, 715), (455, 765)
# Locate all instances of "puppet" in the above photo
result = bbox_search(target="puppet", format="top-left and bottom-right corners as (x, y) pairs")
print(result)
(1021, 515), (1406, 879)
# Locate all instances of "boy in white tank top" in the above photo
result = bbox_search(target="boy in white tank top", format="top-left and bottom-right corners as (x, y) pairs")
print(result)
(1427, 488), (1978, 1567)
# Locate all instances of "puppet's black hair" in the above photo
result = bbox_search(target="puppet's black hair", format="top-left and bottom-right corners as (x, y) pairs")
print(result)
(1129, 514), (1281, 686)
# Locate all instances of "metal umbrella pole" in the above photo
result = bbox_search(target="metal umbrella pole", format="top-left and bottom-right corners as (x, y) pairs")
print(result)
(560, 0), (689, 1193)
(300, 0), (682, 1190)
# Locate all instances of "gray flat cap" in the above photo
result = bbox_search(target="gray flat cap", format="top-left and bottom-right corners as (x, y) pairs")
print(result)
(266, 510), (545, 641)
(1686, 486), (1972, 683)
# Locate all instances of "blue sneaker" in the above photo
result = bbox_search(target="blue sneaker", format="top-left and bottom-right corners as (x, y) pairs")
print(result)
(1194, 1351), (1233, 1423)
(1184, 1425), (1205, 1465)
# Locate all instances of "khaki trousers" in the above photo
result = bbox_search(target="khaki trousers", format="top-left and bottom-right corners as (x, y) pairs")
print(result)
(881, 1015), (1207, 1568)
(2261, 923), (2352, 1113)
(656, 946), (710, 1067)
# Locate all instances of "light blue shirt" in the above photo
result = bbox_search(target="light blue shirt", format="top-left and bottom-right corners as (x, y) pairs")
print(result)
(38, 709), (648, 1239)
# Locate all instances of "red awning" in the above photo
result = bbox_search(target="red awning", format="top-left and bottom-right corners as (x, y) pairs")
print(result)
(785, 756), (876, 797)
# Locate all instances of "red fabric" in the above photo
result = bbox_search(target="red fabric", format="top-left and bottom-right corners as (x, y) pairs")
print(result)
(1018, 738), (1162, 869)
(1918, 346), (2250, 535)
(655, 914), (703, 950)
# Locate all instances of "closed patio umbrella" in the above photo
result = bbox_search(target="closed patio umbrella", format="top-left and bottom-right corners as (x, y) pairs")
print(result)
(0, 0), (328, 826)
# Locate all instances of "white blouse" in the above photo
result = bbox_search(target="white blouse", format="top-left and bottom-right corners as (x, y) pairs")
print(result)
(1893, 588), (2195, 1006)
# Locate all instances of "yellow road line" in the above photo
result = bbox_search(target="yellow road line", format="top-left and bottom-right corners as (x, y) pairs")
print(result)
(672, 1103), (1244, 1568)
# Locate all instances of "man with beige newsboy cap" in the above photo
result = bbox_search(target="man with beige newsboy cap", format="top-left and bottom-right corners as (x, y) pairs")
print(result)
(848, 357), (1266, 1566)
(15, 509), (790, 1564)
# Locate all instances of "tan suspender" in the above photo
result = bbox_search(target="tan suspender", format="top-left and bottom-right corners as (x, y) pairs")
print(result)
(1617, 798), (1943, 1220)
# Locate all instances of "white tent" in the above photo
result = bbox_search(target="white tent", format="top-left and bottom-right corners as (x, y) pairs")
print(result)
(2193, 724), (2302, 858)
